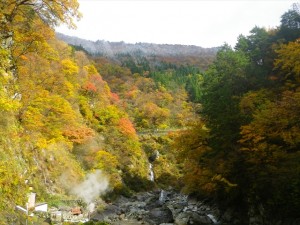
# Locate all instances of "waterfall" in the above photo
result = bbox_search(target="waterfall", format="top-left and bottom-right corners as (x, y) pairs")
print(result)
(207, 213), (218, 224)
(159, 190), (166, 203)
(149, 163), (154, 181)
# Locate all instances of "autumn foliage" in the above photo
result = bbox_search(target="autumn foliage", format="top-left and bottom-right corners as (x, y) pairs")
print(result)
(118, 118), (137, 138)
(1, 1), (299, 224)
(173, 11), (300, 223)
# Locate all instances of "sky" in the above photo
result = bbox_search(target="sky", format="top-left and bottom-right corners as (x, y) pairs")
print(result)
(55, 0), (296, 48)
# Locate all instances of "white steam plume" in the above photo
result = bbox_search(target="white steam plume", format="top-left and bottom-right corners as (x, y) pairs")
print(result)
(71, 170), (109, 204)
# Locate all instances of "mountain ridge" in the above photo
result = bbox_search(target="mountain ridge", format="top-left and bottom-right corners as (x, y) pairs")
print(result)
(56, 32), (219, 57)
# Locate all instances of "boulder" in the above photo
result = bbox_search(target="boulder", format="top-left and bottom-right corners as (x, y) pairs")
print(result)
(189, 212), (213, 224)
(174, 212), (190, 225)
(146, 207), (174, 225)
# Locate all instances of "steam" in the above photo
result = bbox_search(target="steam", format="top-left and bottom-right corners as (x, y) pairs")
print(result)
(87, 202), (95, 212)
(71, 170), (109, 204)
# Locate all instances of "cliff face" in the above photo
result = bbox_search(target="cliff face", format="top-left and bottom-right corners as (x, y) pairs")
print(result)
(56, 32), (219, 57)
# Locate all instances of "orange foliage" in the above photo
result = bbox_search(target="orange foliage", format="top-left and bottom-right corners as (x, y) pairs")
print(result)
(83, 81), (97, 92)
(82, 73), (108, 96)
(110, 92), (120, 103)
(125, 86), (139, 99)
(118, 118), (136, 137)
(63, 126), (95, 144)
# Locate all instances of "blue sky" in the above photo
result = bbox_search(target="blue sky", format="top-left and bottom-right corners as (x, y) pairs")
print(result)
(56, 0), (296, 48)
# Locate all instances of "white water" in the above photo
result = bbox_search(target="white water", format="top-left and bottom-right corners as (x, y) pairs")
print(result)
(149, 163), (154, 181)
(207, 213), (218, 224)
(159, 190), (166, 203)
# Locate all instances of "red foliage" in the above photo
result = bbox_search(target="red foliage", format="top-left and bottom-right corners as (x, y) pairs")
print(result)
(83, 81), (97, 92)
(82, 74), (106, 93)
(110, 92), (120, 103)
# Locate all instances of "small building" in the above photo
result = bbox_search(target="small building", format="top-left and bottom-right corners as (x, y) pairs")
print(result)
(27, 192), (36, 209)
(71, 207), (81, 215)
(34, 203), (48, 212)
(50, 211), (63, 223)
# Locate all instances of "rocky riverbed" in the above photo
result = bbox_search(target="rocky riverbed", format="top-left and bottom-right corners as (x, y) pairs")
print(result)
(43, 189), (300, 225)
(90, 189), (221, 225)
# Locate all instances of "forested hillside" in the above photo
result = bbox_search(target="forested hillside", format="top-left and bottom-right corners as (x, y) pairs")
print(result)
(1, 1), (300, 225)
(0, 0), (151, 222)
(174, 8), (300, 224)
(56, 33), (218, 58)
(0, 0), (201, 223)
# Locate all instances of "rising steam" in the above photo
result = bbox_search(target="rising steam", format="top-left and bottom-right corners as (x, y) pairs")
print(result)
(71, 170), (109, 204)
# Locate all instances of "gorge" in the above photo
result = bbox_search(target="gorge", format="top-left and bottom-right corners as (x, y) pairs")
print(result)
(0, 1), (300, 225)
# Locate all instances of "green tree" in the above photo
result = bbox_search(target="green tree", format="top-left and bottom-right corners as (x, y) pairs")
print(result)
(278, 9), (300, 42)
(201, 44), (249, 150)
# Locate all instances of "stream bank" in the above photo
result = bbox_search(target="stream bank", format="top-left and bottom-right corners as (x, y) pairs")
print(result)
(91, 189), (220, 225)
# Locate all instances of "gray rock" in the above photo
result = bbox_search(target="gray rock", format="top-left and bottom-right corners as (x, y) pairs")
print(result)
(175, 212), (190, 225)
(187, 197), (198, 205)
(127, 208), (148, 220)
(167, 201), (187, 215)
(190, 212), (213, 224)
(93, 190), (225, 225)
(91, 204), (122, 221)
(115, 195), (130, 205)
(106, 204), (122, 215)
(146, 207), (174, 225)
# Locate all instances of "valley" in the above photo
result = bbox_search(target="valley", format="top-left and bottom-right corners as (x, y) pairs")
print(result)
(1, 1), (300, 225)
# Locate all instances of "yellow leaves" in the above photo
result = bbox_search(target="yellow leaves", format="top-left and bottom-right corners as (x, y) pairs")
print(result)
(94, 150), (123, 188)
(211, 174), (237, 188)
(174, 120), (210, 158)
(13, 17), (56, 59)
(84, 65), (98, 76)
(239, 124), (265, 151)
(172, 120), (216, 195)
(239, 90), (270, 116)
(0, 49), (10, 70)
(3, 0), (81, 28)
(0, 154), (26, 210)
(61, 59), (79, 76)
(95, 150), (119, 171)
(96, 105), (124, 125)
(22, 91), (77, 140)
(0, 1), (86, 213)
(0, 96), (20, 112)
(126, 87), (139, 99)
(141, 102), (170, 127)
(35, 138), (48, 149)
(18, 48), (81, 107)
(64, 80), (76, 98)
(181, 165), (216, 195)
(78, 95), (98, 126)
(274, 41), (300, 87)
(240, 89), (300, 153)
